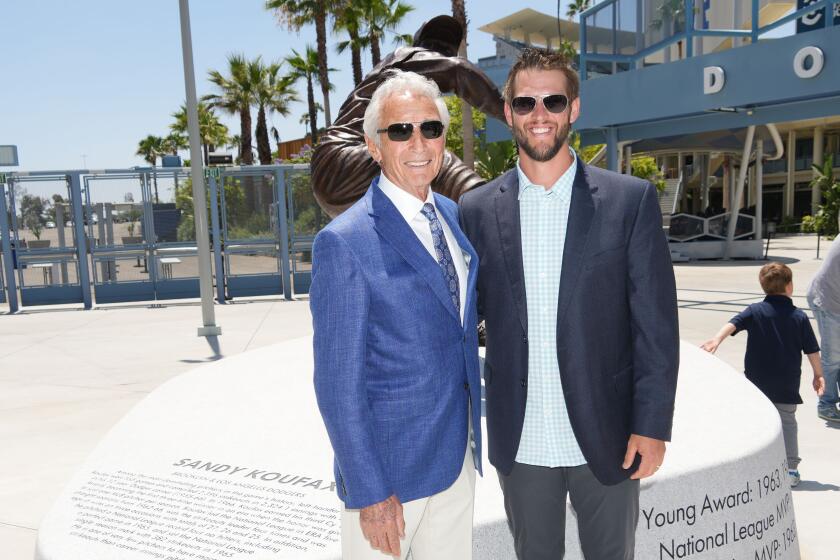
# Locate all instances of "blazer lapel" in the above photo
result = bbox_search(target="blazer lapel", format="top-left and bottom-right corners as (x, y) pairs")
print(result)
(368, 181), (461, 324)
(435, 194), (478, 329)
(557, 161), (598, 325)
(494, 170), (528, 335)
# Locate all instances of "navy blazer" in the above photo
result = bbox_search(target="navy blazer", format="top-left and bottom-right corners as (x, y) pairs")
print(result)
(311, 178), (483, 509)
(459, 161), (678, 485)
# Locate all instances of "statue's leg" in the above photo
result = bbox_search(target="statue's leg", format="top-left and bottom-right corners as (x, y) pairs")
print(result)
(311, 132), (380, 218)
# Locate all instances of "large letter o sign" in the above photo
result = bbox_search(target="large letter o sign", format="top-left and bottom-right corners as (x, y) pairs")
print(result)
(794, 46), (824, 79)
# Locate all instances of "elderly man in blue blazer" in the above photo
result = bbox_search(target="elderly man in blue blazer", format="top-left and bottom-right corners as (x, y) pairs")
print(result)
(310, 70), (482, 559)
(459, 48), (679, 559)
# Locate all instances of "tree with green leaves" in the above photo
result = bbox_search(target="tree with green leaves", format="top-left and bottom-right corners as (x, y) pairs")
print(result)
(476, 140), (518, 181)
(254, 62), (299, 164)
(811, 154), (840, 237)
(266, 0), (336, 127)
(136, 135), (164, 166)
(286, 47), (335, 143)
(451, 0), (475, 169)
(136, 134), (165, 203)
(566, 0), (591, 20)
(361, 0), (415, 66)
(205, 54), (262, 166)
(20, 193), (48, 240)
(444, 96), (485, 162)
(631, 156), (667, 193)
(161, 133), (188, 156)
(170, 101), (230, 166)
(299, 102), (323, 126)
(334, 2), (367, 86)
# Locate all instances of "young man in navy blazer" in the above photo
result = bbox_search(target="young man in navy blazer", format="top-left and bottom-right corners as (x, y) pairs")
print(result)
(310, 70), (482, 559)
(459, 48), (679, 559)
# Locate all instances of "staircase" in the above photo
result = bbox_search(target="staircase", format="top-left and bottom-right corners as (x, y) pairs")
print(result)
(658, 175), (683, 228)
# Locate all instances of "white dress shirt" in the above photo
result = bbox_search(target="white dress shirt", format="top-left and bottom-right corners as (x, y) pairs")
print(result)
(377, 173), (469, 324)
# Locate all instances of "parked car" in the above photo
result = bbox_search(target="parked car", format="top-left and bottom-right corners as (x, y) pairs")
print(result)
(45, 221), (56, 228)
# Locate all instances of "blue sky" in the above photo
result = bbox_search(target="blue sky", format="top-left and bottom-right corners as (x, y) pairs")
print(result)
(1, 0), (582, 172)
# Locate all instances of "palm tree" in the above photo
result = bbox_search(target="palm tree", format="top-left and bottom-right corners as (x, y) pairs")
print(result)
(299, 102), (323, 126)
(286, 46), (335, 143)
(334, 2), (368, 85)
(266, 0), (336, 127)
(161, 133), (188, 155)
(811, 154), (840, 236)
(227, 134), (242, 163)
(362, 0), (414, 67)
(566, 0), (591, 20)
(170, 101), (230, 166)
(136, 135), (164, 203)
(451, 0), (474, 169)
(205, 53), (262, 166)
(254, 62), (300, 165)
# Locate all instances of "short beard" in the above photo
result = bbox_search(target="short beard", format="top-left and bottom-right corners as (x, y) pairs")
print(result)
(513, 121), (570, 162)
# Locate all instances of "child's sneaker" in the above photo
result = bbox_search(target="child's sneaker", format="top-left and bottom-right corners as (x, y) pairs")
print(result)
(788, 470), (800, 487)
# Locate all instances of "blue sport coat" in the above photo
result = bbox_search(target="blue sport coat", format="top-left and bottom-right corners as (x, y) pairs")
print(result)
(311, 178), (483, 509)
(459, 161), (679, 485)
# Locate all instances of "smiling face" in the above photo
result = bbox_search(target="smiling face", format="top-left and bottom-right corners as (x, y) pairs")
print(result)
(365, 91), (446, 199)
(505, 69), (580, 164)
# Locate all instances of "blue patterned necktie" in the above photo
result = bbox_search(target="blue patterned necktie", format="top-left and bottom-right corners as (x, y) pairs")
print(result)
(420, 203), (460, 313)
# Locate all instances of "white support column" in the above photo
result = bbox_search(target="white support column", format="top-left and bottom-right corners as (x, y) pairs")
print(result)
(722, 156), (730, 211)
(813, 126), (824, 215)
(756, 140), (764, 240)
(624, 145), (633, 175)
(725, 126), (756, 259)
(785, 130), (796, 218)
(55, 203), (69, 283)
(701, 154), (710, 211)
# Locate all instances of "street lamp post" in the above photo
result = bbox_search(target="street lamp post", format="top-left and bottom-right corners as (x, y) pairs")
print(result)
(178, 0), (221, 337)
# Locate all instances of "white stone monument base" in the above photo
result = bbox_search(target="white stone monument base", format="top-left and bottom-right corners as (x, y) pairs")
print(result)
(36, 338), (799, 559)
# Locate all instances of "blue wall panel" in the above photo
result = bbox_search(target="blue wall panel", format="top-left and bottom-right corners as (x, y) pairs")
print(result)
(93, 282), (155, 305)
(576, 26), (840, 132)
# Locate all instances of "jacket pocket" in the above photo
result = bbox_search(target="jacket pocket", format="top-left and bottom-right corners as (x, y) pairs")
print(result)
(370, 393), (439, 421)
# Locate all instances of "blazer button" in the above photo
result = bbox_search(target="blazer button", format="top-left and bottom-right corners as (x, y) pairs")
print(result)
(522, 336), (528, 344)
(520, 378), (527, 388)
(464, 382), (469, 391)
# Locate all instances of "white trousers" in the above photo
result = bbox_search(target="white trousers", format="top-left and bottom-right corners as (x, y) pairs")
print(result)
(340, 444), (476, 560)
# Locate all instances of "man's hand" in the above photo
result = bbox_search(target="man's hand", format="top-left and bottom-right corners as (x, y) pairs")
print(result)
(623, 434), (666, 480)
(814, 374), (826, 396)
(359, 494), (405, 557)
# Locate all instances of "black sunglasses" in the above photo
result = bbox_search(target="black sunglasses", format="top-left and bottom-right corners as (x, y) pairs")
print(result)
(510, 94), (569, 115)
(376, 120), (445, 142)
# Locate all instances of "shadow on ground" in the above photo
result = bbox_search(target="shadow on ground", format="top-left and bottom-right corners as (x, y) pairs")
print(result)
(674, 256), (799, 267)
(793, 481), (840, 492)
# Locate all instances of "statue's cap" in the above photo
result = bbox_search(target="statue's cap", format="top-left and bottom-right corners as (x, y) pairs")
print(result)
(413, 15), (463, 57)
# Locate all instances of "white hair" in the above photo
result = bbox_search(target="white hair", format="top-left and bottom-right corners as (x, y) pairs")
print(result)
(363, 71), (450, 147)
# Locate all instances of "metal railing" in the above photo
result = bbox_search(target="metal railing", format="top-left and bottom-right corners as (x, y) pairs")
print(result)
(579, 0), (839, 80)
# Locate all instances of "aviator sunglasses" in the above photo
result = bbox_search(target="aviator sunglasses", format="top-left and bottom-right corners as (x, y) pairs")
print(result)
(376, 120), (445, 142)
(510, 94), (569, 115)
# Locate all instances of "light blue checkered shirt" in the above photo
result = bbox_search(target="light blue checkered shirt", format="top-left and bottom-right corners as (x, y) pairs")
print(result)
(515, 149), (587, 467)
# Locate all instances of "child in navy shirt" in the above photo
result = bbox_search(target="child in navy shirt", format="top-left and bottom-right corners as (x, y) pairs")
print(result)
(702, 262), (824, 487)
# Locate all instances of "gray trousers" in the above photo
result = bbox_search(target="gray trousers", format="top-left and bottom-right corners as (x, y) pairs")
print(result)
(498, 462), (640, 560)
(774, 403), (800, 470)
